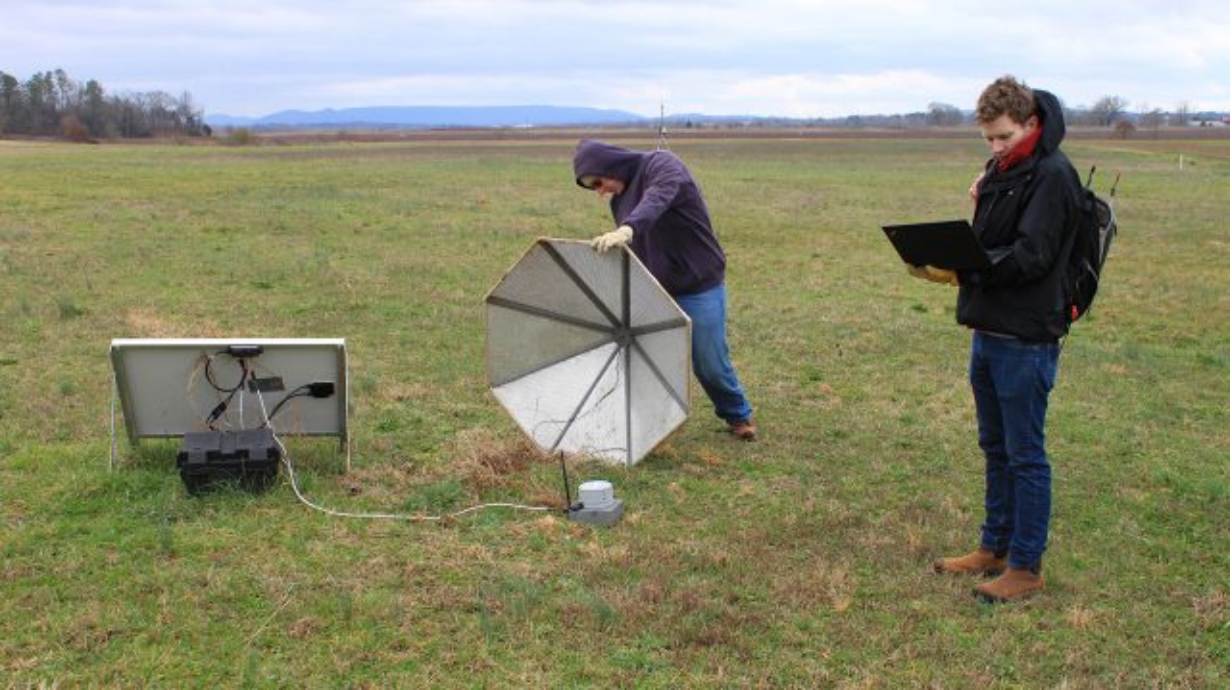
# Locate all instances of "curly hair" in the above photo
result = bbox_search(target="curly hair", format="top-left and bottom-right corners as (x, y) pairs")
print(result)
(976, 76), (1036, 125)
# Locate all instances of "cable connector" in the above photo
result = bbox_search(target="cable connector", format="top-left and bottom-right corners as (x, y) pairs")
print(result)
(226, 344), (264, 358)
(307, 381), (336, 398)
(206, 401), (229, 425)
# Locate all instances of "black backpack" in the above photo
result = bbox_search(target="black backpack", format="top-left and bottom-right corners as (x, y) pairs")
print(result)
(1065, 166), (1119, 325)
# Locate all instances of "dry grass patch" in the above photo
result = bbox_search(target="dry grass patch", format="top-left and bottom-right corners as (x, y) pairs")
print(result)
(1192, 588), (1229, 629)
(341, 458), (429, 498)
(447, 428), (553, 494)
(1066, 604), (1098, 630)
(776, 557), (858, 613)
(124, 307), (222, 338)
(371, 380), (431, 404)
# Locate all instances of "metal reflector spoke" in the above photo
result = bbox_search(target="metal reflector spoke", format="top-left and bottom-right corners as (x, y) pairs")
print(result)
(629, 317), (690, 337)
(550, 341), (624, 453)
(630, 338), (689, 413)
(486, 295), (614, 333)
(489, 335), (618, 388)
(541, 242), (621, 328)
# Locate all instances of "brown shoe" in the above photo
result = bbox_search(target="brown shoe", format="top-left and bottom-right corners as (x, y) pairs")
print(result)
(727, 418), (758, 441)
(973, 567), (1045, 603)
(933, 548), (1007, 576)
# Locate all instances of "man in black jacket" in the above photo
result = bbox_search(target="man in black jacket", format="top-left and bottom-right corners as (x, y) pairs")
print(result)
(573, 139), (756, 441)
(913, 76), (1082, 602)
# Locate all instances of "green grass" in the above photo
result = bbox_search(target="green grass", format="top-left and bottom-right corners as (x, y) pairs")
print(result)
(0, 133), (1227, 686)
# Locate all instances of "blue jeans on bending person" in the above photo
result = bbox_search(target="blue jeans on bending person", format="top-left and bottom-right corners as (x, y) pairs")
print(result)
(673, 283), (754, 424)
(969, 331), (1060, 571)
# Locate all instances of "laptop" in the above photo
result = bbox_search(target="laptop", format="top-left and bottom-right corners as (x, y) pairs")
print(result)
(881, 220), (993, 271)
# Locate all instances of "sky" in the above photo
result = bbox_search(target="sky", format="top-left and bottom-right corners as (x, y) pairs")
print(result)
(2, 0), (1228, 119)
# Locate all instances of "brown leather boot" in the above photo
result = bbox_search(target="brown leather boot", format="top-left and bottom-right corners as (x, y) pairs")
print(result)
(932, 548), (1007, 576)
(727, 418), (758, 441)
(973, 567), (1045, 603)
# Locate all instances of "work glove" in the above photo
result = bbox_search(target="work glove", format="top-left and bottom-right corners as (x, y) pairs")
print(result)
(591, 224), (633, 253)
(906, 264), (959, 286)
(969, 171), (985, 202)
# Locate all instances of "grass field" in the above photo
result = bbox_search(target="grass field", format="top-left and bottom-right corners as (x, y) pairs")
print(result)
(0, 132), (1227, 686)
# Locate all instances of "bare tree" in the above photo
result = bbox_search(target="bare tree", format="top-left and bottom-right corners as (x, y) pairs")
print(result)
(1173, 100), (1191, 127)
(1139, 106), (1167, 138)
(174, 91), (206, 135)
(52, 68), (79, 112)
(1089, 95), (1130, 126)
(926, 102), (964, 127)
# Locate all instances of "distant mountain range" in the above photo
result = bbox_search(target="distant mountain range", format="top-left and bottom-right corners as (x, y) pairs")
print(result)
(205, 105), (650, 128)
(206, 104), (1232, 130)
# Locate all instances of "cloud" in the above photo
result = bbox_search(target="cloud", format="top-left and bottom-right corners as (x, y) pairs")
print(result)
(1, 0), (1226, 116)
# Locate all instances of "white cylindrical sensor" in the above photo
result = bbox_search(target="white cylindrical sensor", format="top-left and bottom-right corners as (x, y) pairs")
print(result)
(578, 480), (615, 509)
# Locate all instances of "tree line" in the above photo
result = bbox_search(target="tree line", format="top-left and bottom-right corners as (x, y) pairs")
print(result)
(925, 95), (1201, 129)
(0, 68), (209, 140)
(675, 95), (1210, 134)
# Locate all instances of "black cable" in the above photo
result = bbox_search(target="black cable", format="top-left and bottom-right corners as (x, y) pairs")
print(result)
(206, 386), (243, 429)
(203, 350), (251, 429)
(263, 385), (313, 426)
(204, 350), (248, 394)
(559, 451), (573, 513)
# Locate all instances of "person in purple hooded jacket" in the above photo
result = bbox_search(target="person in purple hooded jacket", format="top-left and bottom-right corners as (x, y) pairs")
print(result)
(573, 139), (757, 441)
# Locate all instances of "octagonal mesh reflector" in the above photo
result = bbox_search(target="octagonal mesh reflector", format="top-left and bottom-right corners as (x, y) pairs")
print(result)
(485, 239), (691, 465)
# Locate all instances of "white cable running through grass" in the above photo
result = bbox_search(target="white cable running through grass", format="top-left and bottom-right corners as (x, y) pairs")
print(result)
(255, 388), (550, 522)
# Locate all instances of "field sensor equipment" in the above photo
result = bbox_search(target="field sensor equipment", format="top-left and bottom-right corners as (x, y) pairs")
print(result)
(109, 338), (348, 491)
(558, 452), (624, 526)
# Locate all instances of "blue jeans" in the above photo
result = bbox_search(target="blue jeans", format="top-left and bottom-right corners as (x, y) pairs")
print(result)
(673, 284), (753, 424)
(969, 331), (1060, 570)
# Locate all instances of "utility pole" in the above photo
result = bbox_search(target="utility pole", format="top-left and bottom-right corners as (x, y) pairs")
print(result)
(656, 99), (668, 151)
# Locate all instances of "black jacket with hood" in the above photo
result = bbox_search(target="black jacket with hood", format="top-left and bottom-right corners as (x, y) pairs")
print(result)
(572, 139), (726, 296)
(957, 89), (1083, 342)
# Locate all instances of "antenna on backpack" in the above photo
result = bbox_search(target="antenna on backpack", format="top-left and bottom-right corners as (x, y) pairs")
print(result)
(1086, 165), (1122, 199)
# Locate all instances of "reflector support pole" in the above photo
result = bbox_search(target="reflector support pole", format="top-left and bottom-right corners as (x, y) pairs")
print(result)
(559, 451), (573, 510)
(622, 251), (633, 465)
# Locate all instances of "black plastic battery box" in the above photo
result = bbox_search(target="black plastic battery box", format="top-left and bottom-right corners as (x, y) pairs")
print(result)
(176, 429), (280, 495)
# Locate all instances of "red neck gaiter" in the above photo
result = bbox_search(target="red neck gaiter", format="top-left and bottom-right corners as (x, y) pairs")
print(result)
(997, 123), (1043, 171)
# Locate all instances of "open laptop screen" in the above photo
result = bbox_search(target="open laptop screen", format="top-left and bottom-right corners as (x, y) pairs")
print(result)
(881, 220), (993, 271)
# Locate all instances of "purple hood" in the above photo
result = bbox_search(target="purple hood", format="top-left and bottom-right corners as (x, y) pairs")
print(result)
(572, 139), (726, 296)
